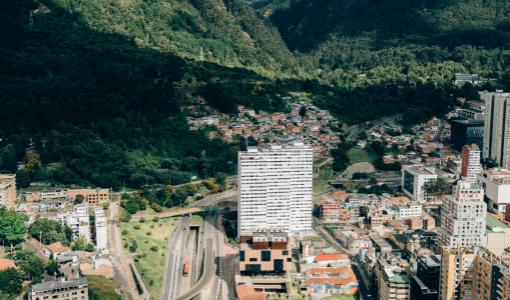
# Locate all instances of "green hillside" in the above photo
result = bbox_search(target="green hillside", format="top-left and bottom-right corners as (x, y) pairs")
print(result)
(0, 0), (499, 189)
(0, 0), (299, 189)
(52, 0), (295, 74)
(268, 0), (510, 86)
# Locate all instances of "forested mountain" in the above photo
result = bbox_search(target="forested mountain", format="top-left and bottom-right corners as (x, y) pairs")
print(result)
(52, 0), (295, 74)
(267, 0), (510, 86)
(0, 0), (504, 189)
(0, 0), (300, 189)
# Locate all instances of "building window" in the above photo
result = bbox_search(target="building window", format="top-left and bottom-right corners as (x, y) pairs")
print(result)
(249, 258), (257, 262)
(240, 251), (245, 261)
(282, 250), (289, 255)
(261, 251), (271, 261)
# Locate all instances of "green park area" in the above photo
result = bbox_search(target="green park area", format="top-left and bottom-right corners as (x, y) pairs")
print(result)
(347, 148), (377, 164)
(120, 217), (177, 298)
(87, 275), (121, 300)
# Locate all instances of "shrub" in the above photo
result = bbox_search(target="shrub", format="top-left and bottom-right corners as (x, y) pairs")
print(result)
(146, 231), (151, 236)
(133, 224), (141, 230)
(122, 229), (128, 235)
(150, 245), (158, 252)
(139, 218), (145, 223)
(152, 216), (160, 222)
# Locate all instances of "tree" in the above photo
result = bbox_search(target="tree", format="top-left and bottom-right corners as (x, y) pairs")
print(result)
(46, 260), (58, 276)
(18, 254), (45, 281)
(0, 209), (27, 245)
(299, 105), (307, 117)
(28, 218), (68, 245)
(71, 236), (87, 251)
(424, 178), (449, 196)
(0, 268), (22, 295)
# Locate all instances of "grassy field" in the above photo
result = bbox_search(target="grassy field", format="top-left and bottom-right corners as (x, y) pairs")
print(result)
(87, 275), (121, 300)
(313, 166), (335, 197)
(121, 218), (177, 299)
(347, 148), (377, 164)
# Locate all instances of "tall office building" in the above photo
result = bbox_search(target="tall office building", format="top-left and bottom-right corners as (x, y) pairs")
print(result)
(450, 119), (484, 152)
(439, 180), (486, 248)
(461, 144), (482, 181)
(481, 91), (510, 168)
(439, 247), (478, 300)
(238, 143), (313, 239)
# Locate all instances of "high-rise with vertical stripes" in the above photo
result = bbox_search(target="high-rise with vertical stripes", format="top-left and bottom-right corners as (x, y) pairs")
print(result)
(481, 91), (510, 168)
(237, 143), (313, 239)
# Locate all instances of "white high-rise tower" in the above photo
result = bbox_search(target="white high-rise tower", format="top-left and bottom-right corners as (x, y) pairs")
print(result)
(237, 143), (313, 238)
(439, 180), (486, 248)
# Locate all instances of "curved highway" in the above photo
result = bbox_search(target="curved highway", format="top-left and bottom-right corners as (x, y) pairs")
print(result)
(174, 238), (215, 300)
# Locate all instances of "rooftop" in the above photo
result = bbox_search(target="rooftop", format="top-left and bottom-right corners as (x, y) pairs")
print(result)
(31, 278), (87, 293)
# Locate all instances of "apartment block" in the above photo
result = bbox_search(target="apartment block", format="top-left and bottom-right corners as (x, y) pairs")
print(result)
(477, 168), (510, 213)
(0, 174), (16, 209)
(68, 188), (110, 206)
(481, 91), (510, 169)
(401, 165), (437, 203)
(238, 143), (313, 238)
(320, 200), (340, 224)
(461, 144), (482, 182)
(439, 180), (486, 248)
(393, 203), (422, 219)
(29, 278), (88, 300)
(66, 204), (90, 242)
(375, 257), (411, 300)
(439, 247), (477, 300)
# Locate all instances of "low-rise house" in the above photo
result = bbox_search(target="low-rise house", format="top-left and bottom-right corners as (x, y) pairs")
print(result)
(29, 278), (88, 300)
(306, 267), (358, 295)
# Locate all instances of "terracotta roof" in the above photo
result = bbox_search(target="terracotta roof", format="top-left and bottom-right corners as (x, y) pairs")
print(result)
(316, 252), (349, 262)
(236, 285), (265, 300)
(330, 190), (348, 201)
(309, 267), (350, 275)
(0, 259), (16, 271)
(46, 242), (70, 253)
(307, 274), (357, 286)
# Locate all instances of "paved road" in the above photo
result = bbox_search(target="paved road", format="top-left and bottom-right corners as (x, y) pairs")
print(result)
(108, 202), (145, 300)
(174, 238), (215, 300)
(161, 217), (190, 300)
(190, 189), (237, 207)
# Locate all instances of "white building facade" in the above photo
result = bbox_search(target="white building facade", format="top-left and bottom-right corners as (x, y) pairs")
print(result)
(395, 203), (422, 219)
(481, 91), (510, 169)
(439, 180), (486, 248)
(401, 165), (437, 203)
(477, 168), (510, 213)
(94, 207), (108, 250)
(238, 143), (313, 238)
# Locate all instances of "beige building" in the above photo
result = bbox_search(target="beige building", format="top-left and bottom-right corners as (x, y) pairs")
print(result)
(239, 231), (292, 276)
(29, 278), (88, 300)
(68, 188), (109, 206)
(440, 247), (477, 300)
(469, 248), (510, 300)
(0, 174), (16, 209)
(375, 257), (411, 300)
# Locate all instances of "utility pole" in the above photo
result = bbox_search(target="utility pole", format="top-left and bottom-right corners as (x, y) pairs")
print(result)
(199, 46), (204, 61)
